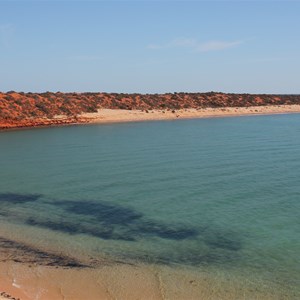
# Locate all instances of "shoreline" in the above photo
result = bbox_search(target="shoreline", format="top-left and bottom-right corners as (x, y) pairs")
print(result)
(1, 105), (300, 131)
(0, 261), (296, 300)
(81, 105), (300, 125)
(0, 259), (294, 300)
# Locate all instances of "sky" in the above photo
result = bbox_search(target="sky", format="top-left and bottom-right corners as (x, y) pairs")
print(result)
(0, 1), (299, 94)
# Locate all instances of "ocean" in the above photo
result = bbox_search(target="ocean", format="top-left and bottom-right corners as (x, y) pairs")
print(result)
(0, 114), (299, 299)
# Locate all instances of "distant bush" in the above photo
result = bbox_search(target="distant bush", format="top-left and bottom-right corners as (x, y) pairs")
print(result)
(35, 102), (50, 115)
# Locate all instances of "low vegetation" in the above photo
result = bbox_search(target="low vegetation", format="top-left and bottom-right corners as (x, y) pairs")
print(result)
(1, 91), (300, 128)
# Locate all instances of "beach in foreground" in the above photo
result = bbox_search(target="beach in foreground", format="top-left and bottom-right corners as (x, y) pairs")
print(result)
(0, 260), (293, 300)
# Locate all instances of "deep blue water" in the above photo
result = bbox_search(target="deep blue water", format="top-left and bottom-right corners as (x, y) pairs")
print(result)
(0, 114), (299, 296)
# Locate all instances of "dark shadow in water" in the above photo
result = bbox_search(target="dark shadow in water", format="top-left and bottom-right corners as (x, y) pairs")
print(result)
(24, 215), (242, 267)
(132, 221), (198, 240)
(125, 246), (240, 266)
(53, 200), (199, 241)
(204, 230), (242, 251)
(0, 193), (42, 204)
(26, 218), (135, 241)
(2, 194), (244, 267)
(120, 226), (243, 266)
(0, 237), (88, 268)
(60, 201), (143, 225)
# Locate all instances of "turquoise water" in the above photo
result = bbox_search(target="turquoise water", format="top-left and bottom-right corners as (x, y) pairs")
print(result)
(0, 114), (300, 296)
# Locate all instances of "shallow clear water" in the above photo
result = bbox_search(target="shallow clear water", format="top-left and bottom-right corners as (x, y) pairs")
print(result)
(0, 115), (300, 296)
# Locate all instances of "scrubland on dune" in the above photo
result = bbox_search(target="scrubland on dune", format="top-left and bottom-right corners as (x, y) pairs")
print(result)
(1, 91), (300, 129)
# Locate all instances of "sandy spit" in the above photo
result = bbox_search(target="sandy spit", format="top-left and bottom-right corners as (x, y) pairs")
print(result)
(79, 105), (300, 125)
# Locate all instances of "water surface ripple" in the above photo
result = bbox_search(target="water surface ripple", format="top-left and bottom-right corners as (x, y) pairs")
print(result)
(0, 114), (299, 296)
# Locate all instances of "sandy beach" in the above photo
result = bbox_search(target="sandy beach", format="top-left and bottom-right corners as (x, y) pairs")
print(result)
(79, 105), (300, 125)
(0, 259), (290, 300)
(2, 105), (300, 131)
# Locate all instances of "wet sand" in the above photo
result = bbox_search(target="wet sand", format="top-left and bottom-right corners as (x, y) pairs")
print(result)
(0, 259), (293, 300)
(80, 105), (300, 125)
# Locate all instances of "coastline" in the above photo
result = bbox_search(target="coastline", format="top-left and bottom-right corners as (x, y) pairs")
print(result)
(81, 105), (300, 125)
(0, 259), (292, 300)
(1, 105), (300, 131)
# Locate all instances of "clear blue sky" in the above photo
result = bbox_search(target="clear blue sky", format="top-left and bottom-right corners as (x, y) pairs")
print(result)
(1, 1), (299, 94)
